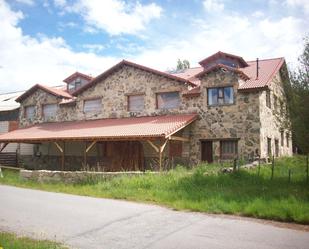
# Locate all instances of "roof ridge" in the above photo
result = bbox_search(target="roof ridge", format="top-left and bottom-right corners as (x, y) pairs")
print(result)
(246, 57), (284, 63)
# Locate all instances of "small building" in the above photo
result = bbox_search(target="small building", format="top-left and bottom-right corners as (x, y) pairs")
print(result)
(0, 51), (293, 171)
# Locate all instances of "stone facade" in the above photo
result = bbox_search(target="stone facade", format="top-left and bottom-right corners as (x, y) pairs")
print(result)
(16, 60), (292, 170)
(259, 69), (293, 159)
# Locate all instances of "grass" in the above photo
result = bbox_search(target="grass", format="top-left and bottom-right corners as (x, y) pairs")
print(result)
(0, 156), (308, 224)
(0, 232), (67, 249)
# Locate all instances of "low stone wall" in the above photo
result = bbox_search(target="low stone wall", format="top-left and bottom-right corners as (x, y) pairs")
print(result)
(20, 170), (148, 184)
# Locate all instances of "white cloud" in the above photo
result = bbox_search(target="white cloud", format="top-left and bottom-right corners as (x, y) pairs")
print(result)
(285, 0), (309, 14)
(53, 0), (66, 7)
(82, 43), (106, 53)
(132, 13), (306, 71)
(58, 0), (162, 35)
(15, 0), (34, 5)
(0, 0), (119, 92)
(252, 10), (264, 18)
(203, 0), (224, 12)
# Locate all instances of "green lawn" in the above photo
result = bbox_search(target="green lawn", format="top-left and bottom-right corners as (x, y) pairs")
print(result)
(0, 232), (67, 249)
(1, 156), (308, 224)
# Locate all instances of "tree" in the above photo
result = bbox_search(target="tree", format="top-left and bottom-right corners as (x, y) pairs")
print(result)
(176, 59), (190, 70)
(288, 36), (309, 154)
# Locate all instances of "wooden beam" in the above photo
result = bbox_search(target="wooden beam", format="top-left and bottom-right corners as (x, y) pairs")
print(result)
(147, 140), (159, 153)
(158, 139), (169, 172)
(53, 142), (64, 171)
(169, 136), (189, 142)
(0, 143), (8, 152)
(86, 140), (97, 153)
(54, 142), (63, 153)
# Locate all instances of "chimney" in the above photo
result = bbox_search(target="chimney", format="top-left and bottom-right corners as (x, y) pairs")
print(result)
(256, 58), (259, 80)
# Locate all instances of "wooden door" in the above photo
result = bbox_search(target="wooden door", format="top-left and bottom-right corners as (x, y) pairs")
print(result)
(201, 141), (213, 163)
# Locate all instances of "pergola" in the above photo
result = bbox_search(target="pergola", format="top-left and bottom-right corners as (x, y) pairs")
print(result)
(0, 114), (197, 171)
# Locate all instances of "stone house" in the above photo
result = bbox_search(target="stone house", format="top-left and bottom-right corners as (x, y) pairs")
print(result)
(0, 51), (293, 171)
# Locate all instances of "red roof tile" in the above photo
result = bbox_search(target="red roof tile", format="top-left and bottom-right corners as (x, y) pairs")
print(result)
(195, 64), (250, 80)
(72, 60), (197, 96)
(199, 51), (249, 67)
(172, 57), (285, 92)
(16, 84), (72, 102)
(238, 57), (284, 90)
(0, 114), (198, 142)
(63, 72), (93, 84)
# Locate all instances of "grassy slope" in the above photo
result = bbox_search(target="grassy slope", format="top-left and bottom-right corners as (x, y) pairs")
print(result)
(0, 232), (67, 249)
(1, 156), (308, 224)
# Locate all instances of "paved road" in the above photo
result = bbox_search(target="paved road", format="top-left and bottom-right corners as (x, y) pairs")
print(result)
(0, 185), (308, 249)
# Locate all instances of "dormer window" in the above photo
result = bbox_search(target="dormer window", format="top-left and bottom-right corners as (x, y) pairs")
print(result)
(199, 51), (248, 70)
(64, 72), (93, 93)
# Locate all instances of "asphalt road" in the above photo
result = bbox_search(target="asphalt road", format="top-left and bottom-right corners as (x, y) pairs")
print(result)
(0, 185), (308, 249)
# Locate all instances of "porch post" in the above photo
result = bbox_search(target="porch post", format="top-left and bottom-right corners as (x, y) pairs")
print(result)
(54, 142), (64, 171)
(158, 139), (168, 172)
(84, 141), (97, 171)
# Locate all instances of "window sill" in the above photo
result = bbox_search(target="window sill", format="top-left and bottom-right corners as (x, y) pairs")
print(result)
(208, 103), (235, 107)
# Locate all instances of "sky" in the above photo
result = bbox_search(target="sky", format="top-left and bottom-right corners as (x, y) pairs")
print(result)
(0, 0), (308, 92)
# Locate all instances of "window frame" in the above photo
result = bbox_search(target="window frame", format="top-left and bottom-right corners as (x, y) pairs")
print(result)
(207, 86), (234, 106)
(220, 140), (238, 159)
(127, 94), (145, 112)
(42, 103), (58, 119)
(24, 105), (35, 119)
(83, 98), (102, 113)
(156, 91), (181, 109)
(286, 133), (290, 148)
(266, 90), (271, 108)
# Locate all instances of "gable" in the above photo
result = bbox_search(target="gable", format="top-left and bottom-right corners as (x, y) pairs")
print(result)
(73, 60), (196, 96)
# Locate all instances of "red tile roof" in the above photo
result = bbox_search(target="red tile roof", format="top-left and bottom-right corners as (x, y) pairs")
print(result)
(0, 114), (197, 142)
(72, 60), (197, 95)
(199, 51), (249, 67)
(173, 57), (285, 95)
(16, 84), (72, 103)
(195, 64), (250, 80)
(63, 72), (93, 84)
(238, 57), (284, 90)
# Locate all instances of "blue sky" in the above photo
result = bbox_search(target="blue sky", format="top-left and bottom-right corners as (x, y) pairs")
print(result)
(0, 0), (308, 92)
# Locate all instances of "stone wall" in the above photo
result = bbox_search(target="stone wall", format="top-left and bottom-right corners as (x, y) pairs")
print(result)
(20, 169), (149, 184)
(259, 69), (293, 158)
(184, 70), (261, 163)
(17, 63), (291, 168)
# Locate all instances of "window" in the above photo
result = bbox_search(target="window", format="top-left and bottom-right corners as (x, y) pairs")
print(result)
(156, 92), (180, 109)
(281, 131), (284, 146)
(275, 139), (279, 157)
(83, 98), (101, 113)
(286, 133), (290, 148)
(128, 95), (144, 112)
(274, 95), (278, 112)
(208, 87), (234, 106)
(169, 140), (183, 158)
(266, 90), (271, 108)
(220, 140), (238, 159)
(24, 105), (35, 119)
(280, 100), (284, 114)
(43, 104), (57, 119)
(267, 137), (272, 156)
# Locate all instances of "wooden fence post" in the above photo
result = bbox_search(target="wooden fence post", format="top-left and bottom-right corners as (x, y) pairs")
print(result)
(271, 155), (275, 180)
(306, 154), (309, 183)
(233, 158), (237, 172)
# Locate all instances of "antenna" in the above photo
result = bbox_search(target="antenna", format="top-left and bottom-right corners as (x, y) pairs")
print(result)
(256, 58), (259, 80)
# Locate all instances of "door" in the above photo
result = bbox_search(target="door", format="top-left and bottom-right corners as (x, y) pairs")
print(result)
(201, 141), (213, 163)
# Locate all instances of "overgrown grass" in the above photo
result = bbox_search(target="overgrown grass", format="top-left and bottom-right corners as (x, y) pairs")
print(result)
(1, 156), (308, 224)
(0, 232), (67, 249)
